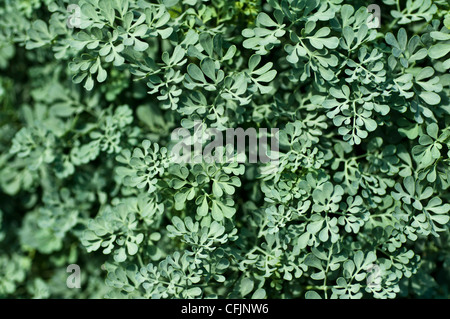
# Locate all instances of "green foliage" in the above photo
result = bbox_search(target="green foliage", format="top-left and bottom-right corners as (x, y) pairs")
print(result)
(0, 0), (449, 299)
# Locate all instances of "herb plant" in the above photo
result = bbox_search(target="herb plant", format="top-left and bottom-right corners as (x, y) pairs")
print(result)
(0, 0), (449, 299)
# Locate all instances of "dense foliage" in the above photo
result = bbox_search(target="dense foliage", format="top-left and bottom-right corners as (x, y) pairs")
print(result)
(0, 0), (449, 299)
